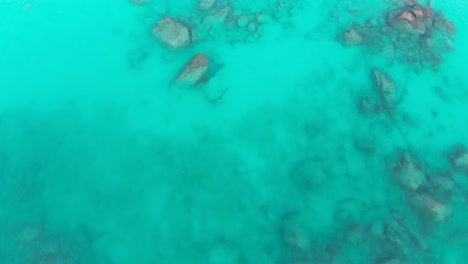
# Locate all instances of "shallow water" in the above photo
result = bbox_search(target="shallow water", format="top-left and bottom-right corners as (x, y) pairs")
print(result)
(1, 0), (468, 263)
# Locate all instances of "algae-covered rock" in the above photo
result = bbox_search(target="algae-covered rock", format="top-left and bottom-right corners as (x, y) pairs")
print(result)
(198, 0), (217, 11)
(447, 145), (468, 175)
(340, 29), (363, 46)
(280, 212), (310, 251)
(256, 13), (273, 24)
(386, 4), (436, 35)
(176, 54), (210, 87)
(388, 151), (426, 191)
(410, 193), (452, 222)
(237, 16), (250, 27)
(387, 9), (426, 35)
(203, 6), (232, 25)
(290, 158), (327, 189)
(372, 68), (397, 116)
(152, 17), (191, 49)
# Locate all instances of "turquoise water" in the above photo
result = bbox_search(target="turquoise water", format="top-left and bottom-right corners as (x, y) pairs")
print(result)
(1, 0), (468, 263)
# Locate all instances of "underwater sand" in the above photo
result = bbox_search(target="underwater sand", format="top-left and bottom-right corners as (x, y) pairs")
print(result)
(1, 0), (468, 263)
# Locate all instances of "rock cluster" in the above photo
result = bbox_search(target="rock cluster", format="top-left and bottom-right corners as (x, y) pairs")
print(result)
(386, 150), (454, 223)
(141, 0), (302, 97)
(339, 1), (456, 70)
(387, 4), (434, 35)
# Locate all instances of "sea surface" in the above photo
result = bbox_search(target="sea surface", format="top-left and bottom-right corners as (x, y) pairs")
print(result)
(1, 0), (468, 263)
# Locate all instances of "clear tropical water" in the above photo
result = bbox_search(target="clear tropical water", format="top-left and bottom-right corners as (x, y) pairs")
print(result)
(1, 0), (468, 263)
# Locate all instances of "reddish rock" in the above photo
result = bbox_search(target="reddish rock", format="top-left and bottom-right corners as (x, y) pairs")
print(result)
(398, 11), (416, 22)
(447, 145), (468, 175)
(152, 17), (191, 49)
(176, 54), (210, 86)
(340, 29), (363, 46)
(411, 8), (424, 19)
(388, 9), (426, 35)
(372, 68), (397, 116)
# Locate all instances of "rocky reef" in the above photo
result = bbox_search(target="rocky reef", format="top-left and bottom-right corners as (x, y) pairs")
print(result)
(339, 0), (456, 70)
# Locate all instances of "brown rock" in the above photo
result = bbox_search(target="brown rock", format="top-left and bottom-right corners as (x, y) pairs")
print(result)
(152, 17), (191, 49)
(387, 9), (426, 35)
(176, 54), (210, 86)
(372, 68), (397, 115)
(447, 145), (468, 175)
(411, 8), (424, 19)
(198, 0), (217, 11)
(398, 11), (415, 22)
(340, 29), (363, 46)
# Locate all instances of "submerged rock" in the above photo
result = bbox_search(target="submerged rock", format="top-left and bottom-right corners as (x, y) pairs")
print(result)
(340, 29), (363, 46)
(176, 54), (210, 86)
(247, 22), (258, 33)
(447, 145), (468, 175)
(372, 68), (397, 116)
(203, 6), (232, 25)
(387, 4), (436, 35)
(290, 159), (327, 189)
(198, 0), (217, 11)
(152, 17), (191, 49)
(434, 14), (456, 37)
(280, 212), (310, 251)
(237, 16), (250, 28)
(256, 13), (273, 24)
(387, 9), (426, 35)
(410, 193), (452, 222)
(389, 151), (426, 191)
